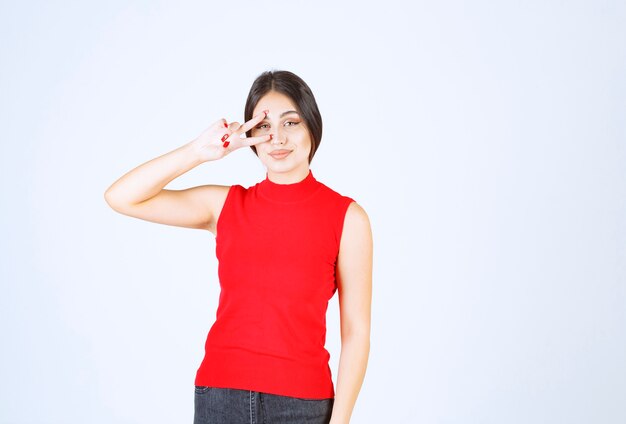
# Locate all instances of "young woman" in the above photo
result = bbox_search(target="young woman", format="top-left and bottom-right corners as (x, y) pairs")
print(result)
(104, 70), (372, 424)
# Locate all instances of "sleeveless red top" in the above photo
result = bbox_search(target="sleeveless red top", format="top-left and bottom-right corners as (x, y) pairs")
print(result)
(194, 169), (355, 399)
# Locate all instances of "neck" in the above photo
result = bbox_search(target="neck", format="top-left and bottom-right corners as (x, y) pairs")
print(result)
(266, 166), (310, 185)
(257, 167), (320, 203)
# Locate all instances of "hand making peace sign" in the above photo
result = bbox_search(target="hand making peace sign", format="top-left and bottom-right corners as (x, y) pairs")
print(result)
(190, 110), (273, 163)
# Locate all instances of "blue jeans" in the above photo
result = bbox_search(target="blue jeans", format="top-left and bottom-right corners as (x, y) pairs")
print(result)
(193, 386), (334, 424)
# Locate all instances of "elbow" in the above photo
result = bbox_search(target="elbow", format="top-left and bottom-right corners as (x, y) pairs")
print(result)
(104, 189), (115, 207)
(341, 333), (370, 354)
(341, 327), (371, 344)
(104, 190), (113, 207)
(104, 188), (123, 211)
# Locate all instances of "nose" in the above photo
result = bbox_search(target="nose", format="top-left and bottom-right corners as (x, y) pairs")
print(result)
(270, 128), (285, 145)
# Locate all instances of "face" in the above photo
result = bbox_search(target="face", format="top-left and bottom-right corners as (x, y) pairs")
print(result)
(250, 91), (312, 179)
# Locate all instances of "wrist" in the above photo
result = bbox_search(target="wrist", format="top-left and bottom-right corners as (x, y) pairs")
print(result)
(183, 139), (207, 167)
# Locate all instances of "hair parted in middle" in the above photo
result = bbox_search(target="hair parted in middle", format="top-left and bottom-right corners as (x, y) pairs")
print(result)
(244, 69), (322, 164)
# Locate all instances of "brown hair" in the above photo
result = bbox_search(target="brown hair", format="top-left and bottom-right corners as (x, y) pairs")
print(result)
(244, 70), (322, 164)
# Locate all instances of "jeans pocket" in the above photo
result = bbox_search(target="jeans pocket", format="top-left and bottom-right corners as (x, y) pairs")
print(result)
(194, 385), (211, 394)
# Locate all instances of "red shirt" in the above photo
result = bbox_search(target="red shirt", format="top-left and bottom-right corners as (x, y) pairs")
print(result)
(194, 169), (355, 399)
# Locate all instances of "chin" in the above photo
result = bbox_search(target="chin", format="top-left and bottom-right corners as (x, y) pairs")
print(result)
(267, 163), (295, 173)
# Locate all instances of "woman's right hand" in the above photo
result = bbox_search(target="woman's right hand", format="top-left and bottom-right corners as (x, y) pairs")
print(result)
(190, 110), (272, 163)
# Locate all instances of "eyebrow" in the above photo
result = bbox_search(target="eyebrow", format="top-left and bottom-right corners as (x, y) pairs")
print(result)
(262, 110), (299, 120)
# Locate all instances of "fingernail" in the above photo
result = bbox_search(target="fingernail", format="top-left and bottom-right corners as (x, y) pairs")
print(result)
(223, 122), (228, 128)
(263, 110), (269, 116)
(269, 134), (273, 139)
(222, 141), (230, 148)
(221, 134), (229, 142)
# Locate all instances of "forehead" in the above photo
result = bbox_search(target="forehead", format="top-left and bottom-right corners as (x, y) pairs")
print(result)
(253, 91), (298, 115)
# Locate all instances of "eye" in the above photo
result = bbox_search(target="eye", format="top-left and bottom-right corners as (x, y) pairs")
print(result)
(285, 121), (299, 126)
(256, 124), (269, 129)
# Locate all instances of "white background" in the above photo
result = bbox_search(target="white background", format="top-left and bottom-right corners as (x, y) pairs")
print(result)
(1, 0), (624, 423)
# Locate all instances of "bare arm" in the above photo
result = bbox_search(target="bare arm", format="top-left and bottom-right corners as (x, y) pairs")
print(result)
(104, 140), (221, 231)
(104, 141), (203, 209)
(104, 113), (271, 231)
(330, 202), (373, 424)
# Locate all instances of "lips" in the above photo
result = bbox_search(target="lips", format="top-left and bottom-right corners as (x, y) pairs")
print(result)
(269, 150), (292, 159)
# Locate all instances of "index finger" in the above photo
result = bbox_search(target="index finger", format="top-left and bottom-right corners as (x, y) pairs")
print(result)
(236, 110), (269, 135)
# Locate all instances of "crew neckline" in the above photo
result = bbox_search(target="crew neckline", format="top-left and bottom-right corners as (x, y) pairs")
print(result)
(257, 169), (321, 203)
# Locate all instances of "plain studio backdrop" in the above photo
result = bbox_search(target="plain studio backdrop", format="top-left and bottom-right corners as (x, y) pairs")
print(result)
(1, 0), (624, 423)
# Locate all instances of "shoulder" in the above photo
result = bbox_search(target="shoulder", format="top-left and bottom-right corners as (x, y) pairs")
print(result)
(206, 184), (232, 207)
(316, 180), (356, 206)
(337, 200), (373, 272)
(186, 184), (232, 208)
(343, 201), (371, 232)
(313, 179), (364, 222)
(218, 183), (248, 200)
